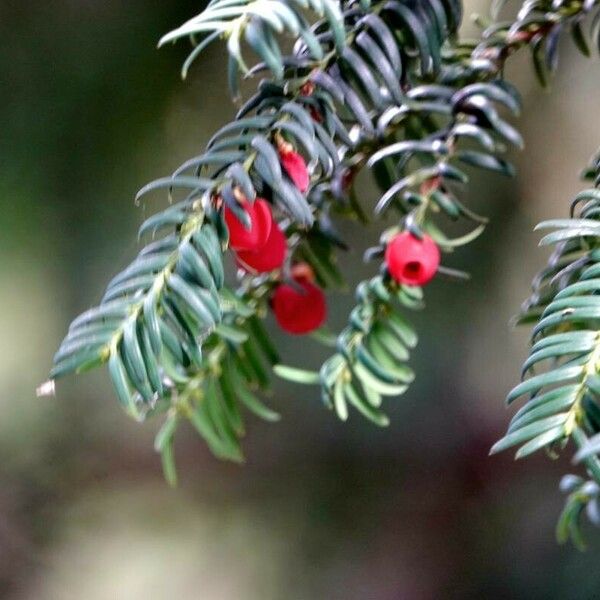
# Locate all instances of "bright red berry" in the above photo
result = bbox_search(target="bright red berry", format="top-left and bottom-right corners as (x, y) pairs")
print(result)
(236, 221), (287, 273)
(385, 232), (440, 286)
(272, 274), (326, 335)
(224, 197), (273, 251)
(279, 149), (310, 193)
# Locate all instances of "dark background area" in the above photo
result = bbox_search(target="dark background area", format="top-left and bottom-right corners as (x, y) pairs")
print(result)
(2, 1), (600, 598)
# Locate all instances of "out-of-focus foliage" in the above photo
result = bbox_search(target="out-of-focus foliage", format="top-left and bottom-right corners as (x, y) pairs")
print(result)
(501, 151), (600, 547)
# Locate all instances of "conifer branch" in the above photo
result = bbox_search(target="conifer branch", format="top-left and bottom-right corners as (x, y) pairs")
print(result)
(43, 0), (600, 492)
(499, 150), (600, 546)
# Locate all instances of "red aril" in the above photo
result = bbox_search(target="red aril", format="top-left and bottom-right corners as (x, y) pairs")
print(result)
(224, 197), (273, 251)
(236, 221), (287, 273)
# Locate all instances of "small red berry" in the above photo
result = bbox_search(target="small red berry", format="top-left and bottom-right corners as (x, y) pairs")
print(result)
(224, 197), (273, 251)
(290, 262), (315, 283)
(299, 81), (315, 96)
(279, 149), (310, 193)
(272, 275), (326, 335)
(236, 221), (287, 273)
(385, 232), (440, 286)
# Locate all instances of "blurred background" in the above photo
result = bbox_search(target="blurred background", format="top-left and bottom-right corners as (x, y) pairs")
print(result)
(2, 0), (600, 598)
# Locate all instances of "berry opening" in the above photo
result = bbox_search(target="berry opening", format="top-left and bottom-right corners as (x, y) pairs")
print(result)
(403, 261), (422, 281)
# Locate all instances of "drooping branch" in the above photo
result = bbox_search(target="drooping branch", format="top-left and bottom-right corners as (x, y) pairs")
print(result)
(46, 0), (464, 460)
(43, 0), (600, 486)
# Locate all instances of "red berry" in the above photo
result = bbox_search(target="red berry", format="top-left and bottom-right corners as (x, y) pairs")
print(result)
(279, 150), (310, 193)
(272, 276), (326, 335)
(236, 221), (287, 273)
(299, 81), (315, 96)
(224, 197), (273, 251)
(385, 232), (440, 286)
(290, 262), (315, 283)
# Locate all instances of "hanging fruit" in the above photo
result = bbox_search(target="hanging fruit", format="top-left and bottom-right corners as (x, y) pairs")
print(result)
(385, 232), (440, 286)
(271, 266), (327, 334)
(224, 197), (273, 251)
(236, 221), (287, 273)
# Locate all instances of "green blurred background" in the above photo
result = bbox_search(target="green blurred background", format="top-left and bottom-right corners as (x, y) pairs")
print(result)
(3, 1), (600, 598)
